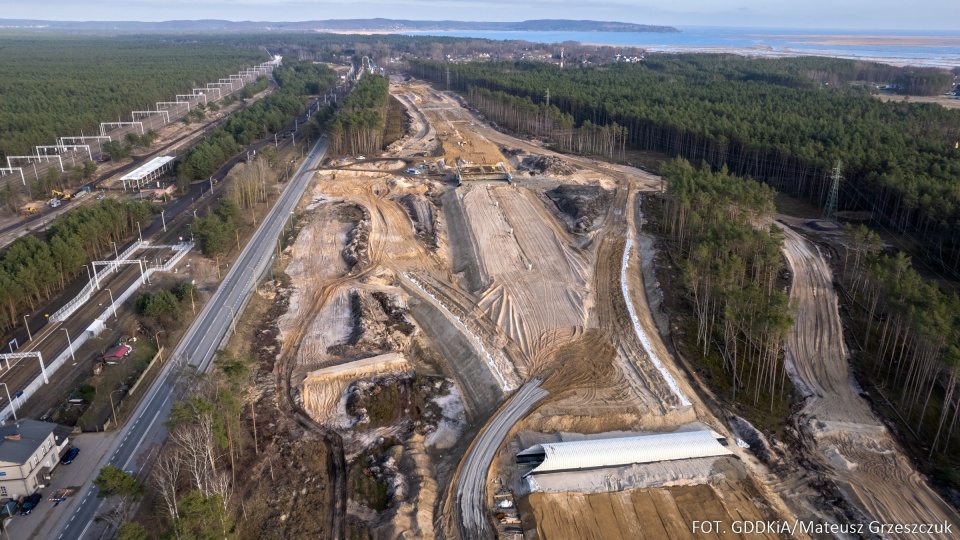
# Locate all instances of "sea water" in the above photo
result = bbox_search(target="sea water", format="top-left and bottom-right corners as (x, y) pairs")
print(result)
(401, 26), (960, 67)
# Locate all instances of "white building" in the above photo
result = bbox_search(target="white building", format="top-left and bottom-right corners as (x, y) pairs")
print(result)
(0, 420), (68, 500)
(517, 430), (733, 476)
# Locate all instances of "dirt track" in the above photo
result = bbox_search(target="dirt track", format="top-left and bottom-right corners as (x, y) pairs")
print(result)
(270, 79), (811, 539)
(780, 224), (960, 537)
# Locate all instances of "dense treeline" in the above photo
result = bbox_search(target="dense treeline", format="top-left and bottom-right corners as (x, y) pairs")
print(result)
(842, 225), (960, 457)
(468, 87), (627, 158)
(328, 75), (389, 156)
(178, 61), (336, 180)
(241, 76), (269, 99)
(0, 199), (154, 332)
(192, 198), (241, 258)
(412, 56), (960, 275)
(662, 158), (793, 410)
(894, 70), (956, 96)
(0, 36), (264, 162)
(194, 32), (643, 69)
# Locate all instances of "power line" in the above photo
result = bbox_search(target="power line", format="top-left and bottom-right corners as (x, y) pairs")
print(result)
(823, 160), (842, 220)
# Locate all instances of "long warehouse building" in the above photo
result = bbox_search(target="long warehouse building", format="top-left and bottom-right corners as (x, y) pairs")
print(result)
(516, 430), (733, 476)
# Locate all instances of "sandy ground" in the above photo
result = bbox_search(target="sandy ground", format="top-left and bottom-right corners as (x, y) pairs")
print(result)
(301, 352), (411, 423)
(461, 184), (589, 364)
(779, 224), (960, 537)
(525, 472), (781, 540)
(278, 200), (353, 369)
(272, 78), (810, 539)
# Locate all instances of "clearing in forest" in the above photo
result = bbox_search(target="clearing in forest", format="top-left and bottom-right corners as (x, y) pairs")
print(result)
(780, 224), (960, 537)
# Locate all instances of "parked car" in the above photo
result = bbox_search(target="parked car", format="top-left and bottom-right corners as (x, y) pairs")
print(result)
(62, 447), (80, 464)
(19, 493), (42, 515)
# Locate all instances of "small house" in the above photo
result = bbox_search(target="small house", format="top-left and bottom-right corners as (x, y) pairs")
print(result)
(102, 345), (132, 361)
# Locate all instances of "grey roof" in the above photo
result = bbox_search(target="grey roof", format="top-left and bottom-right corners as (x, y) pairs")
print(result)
(520, 430), (733, 475)
(0, 420), (57, 465)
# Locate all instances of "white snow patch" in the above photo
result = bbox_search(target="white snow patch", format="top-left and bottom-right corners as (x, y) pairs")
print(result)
(425, 385), (467, 449)
(621, 238), (691, 407)
(783, 348), (814, 399)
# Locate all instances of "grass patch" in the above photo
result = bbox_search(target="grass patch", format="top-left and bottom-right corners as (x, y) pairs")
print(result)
(77, 341), (157, 431)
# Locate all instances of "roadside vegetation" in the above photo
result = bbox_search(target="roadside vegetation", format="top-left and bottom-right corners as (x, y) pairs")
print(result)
(191, 198), (243, 261)
(412, 55), (960, 276)
(839, 225), (960, 482)
(0, 158), (99, 210)
(241, 76), (270, 99)
(0, 35), (264, 162)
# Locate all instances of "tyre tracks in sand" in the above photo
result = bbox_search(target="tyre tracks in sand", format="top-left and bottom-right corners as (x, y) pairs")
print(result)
(779, 224), (959, 537)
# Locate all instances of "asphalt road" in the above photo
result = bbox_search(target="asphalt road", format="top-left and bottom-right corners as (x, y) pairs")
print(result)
(457, 379), (548, 539)
(50, 135), (329, 540)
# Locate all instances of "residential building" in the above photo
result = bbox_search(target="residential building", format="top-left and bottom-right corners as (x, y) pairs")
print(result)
(0, 420), (67, 500)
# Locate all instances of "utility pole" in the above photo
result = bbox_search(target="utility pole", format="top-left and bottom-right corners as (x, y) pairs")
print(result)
(823, 160), (842, 220)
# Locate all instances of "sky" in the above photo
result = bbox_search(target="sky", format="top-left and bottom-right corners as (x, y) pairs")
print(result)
(0, 0), (956, 31)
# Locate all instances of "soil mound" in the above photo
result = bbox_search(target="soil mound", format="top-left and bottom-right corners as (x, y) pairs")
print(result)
(519, 154), (579, 176)
(546, 184), (612, 232)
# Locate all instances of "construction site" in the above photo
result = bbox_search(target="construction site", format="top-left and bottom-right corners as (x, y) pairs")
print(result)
(240, 76), (955, 539)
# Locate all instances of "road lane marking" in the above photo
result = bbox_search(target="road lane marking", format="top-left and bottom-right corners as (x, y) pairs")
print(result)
(58, 141), (327, 539)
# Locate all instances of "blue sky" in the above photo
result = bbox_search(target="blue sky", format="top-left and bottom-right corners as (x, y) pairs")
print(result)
(0, 0), (955, 30)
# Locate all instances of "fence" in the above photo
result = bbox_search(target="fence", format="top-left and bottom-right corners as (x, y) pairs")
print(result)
(0, 243), (193, 423)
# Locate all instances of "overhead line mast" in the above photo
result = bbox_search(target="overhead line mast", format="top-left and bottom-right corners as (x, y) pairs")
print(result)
(823, 160), (842, 220)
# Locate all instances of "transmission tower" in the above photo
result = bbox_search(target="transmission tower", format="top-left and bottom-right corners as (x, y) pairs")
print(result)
(823, 160), (842, 220)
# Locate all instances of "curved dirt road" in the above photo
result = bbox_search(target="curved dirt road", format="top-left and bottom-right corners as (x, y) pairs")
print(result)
(780, 224), (959, 537)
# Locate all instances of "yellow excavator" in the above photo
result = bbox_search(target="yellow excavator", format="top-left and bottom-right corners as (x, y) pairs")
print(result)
(51, 189), (71, 201)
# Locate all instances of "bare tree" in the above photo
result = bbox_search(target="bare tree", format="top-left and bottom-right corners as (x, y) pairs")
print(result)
(151, 446), (184, 537)
(170, 423), (213, 496)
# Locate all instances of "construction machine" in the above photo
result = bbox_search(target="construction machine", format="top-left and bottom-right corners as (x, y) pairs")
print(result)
(52, 189), (71, 200)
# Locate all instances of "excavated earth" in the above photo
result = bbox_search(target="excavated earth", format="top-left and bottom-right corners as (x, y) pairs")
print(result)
(259, 79), (920, 540)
